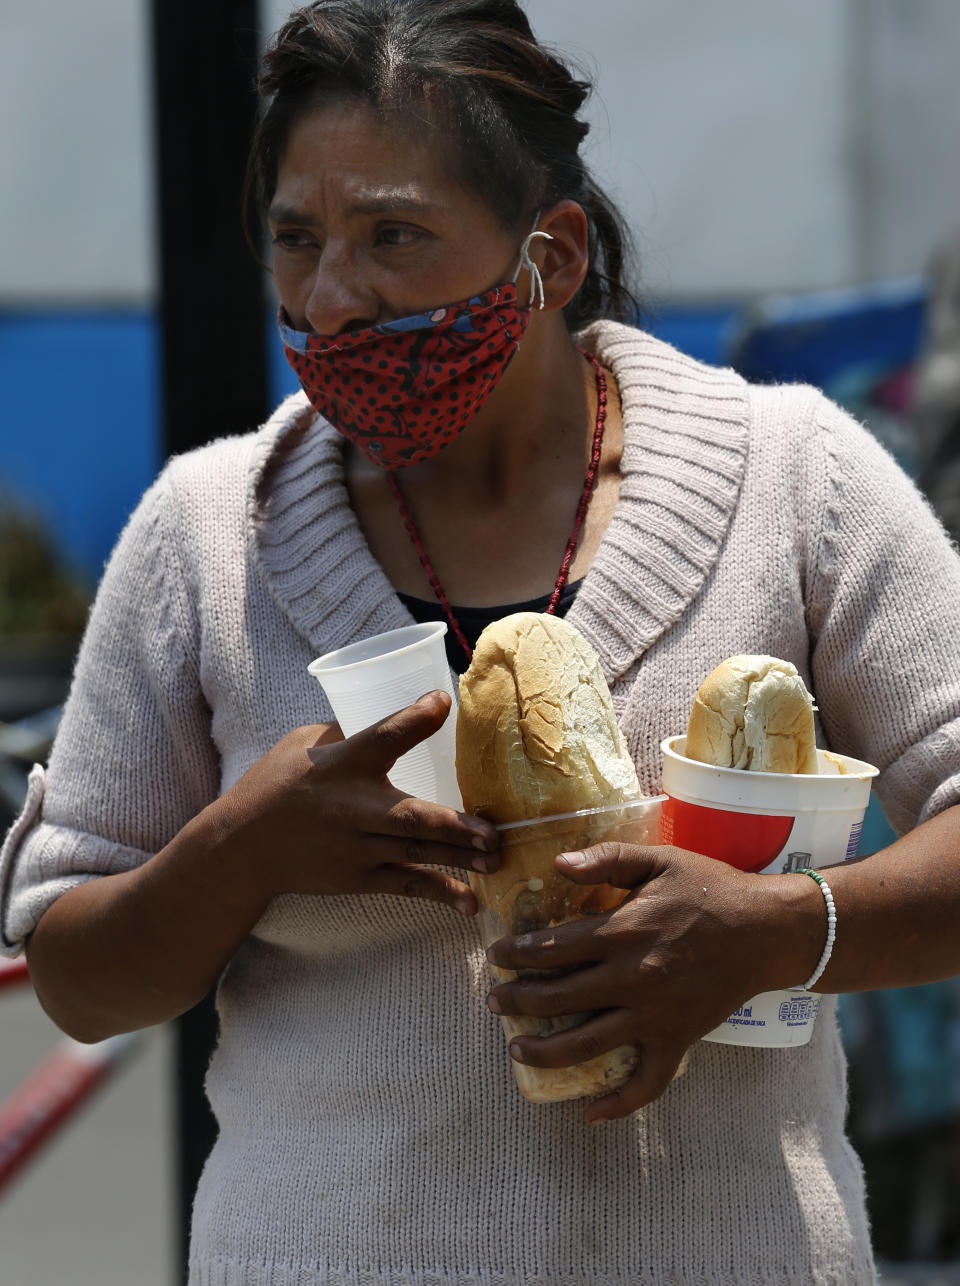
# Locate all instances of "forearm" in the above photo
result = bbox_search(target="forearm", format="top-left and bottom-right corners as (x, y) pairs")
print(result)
(25, 798), (270, 1043)
(764, 802), (960, 994)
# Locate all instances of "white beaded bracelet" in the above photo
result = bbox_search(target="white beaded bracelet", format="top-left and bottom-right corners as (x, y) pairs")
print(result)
(794, 868), (836, 991)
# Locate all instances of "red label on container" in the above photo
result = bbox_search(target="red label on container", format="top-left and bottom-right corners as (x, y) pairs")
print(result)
(661, 796), (795, 873)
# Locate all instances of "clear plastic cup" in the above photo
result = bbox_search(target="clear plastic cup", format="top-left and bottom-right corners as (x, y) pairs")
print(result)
(660, 734), (879, 1048)
(308, 623), (461, 808)
(477, 796), (666, 1102)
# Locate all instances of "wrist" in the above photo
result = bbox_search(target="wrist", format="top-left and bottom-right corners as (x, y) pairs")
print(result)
(750, 872), (830, 993)
(187, 792), (276, 915)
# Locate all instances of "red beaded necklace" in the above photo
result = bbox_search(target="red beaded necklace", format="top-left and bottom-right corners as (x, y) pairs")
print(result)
(386, 349), (607, 664)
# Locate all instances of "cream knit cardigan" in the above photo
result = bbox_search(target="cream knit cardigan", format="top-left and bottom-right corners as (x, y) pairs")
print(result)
(4, 323), (960, 1286)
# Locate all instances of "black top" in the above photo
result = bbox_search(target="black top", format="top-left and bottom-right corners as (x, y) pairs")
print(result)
(397, 578), (584, 674)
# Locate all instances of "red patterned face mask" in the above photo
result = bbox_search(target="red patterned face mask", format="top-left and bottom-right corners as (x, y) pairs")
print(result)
(278, 233), (550, 469)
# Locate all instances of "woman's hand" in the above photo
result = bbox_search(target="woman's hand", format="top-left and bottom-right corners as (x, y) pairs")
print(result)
(485, 842), (817, 1120)
(217, 690), (498, 915)
(27, 689), (497, 1044)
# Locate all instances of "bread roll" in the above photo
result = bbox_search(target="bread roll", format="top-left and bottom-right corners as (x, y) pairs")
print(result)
(456, 612), (654, 1103)
(685, 654), (818, 774)
(456, 611), (640, 819)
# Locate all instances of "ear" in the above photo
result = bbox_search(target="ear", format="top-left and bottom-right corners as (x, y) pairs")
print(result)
(525, 200), (589, 313)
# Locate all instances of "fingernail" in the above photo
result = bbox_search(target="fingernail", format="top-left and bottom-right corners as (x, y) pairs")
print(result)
(416, 690), (445, 707)
(471, 834), (489, 852)
(472, 855), (490, 873)
(560, 850), (586, 866)
(508, 1041), (526, 1063)
(487, 994), (502, 1014)
(588, 1113), (609, 1126)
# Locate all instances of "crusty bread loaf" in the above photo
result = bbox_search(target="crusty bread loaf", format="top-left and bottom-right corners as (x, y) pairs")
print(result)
(457, 611), (643, 927)
(685, 654), (818, 774)
(456, 612), (641, 822)
(456, 612), (653, 1103)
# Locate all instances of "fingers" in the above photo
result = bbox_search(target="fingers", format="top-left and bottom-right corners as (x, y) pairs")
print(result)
(342, 691), (453, 774)
(368, 862), (477, 916)
(486, 915), (607, 972)
(307, 694), (498, 861)
(501, 999), (687, 1122)
(584, 1043), (688, 1123)
(556, 841), (669, 889)
(488, 965), (605, 1020)
(505, 1008), (631, 1071)
(377, 793), (498, 866)
(360, 827), (498, 876)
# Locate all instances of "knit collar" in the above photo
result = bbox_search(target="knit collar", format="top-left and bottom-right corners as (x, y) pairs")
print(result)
(250, 321), (750, 684)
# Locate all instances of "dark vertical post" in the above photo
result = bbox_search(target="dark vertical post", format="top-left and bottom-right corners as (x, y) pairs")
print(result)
(152, 1), (268, 459)
(150, 4), (268, 1281)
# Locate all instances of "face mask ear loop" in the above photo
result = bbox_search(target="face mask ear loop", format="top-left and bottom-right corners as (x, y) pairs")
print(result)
(512, 230), (554, 309)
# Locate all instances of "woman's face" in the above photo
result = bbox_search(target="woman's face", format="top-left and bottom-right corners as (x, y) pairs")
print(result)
(269, 98), (529, 336)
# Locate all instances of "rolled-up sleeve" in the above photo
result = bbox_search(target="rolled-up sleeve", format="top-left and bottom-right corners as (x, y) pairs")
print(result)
(0, 470), (221, 954)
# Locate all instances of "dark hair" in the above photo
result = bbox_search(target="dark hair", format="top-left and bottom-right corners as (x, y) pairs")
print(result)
(245, 0), (640, 330)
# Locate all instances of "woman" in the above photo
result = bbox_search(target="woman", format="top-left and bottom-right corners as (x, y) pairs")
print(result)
(3, 1), (960, 1282)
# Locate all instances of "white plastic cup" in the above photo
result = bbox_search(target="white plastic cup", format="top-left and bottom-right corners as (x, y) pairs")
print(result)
(660, 734), (879, 1048)
(308, 623), (462, 808)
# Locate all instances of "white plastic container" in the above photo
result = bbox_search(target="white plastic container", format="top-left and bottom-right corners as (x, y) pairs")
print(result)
(660, 734), (879, 1048)
(308, 622), (461, 808)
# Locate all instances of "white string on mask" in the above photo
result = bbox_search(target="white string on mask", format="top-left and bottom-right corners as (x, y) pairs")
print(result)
(512, 229), (554, 309)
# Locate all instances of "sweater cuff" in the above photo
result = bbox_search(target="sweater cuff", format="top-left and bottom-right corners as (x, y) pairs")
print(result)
(0, 765), (152, 955)
(0, 765), (46, 954)
(878, 717), (960, 837)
